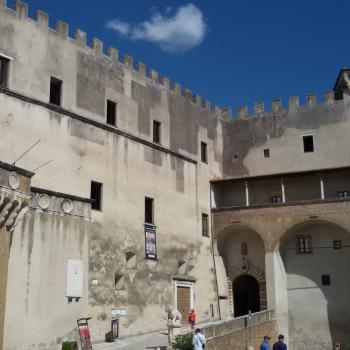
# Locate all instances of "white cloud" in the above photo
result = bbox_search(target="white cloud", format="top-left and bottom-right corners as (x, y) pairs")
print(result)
(106, 4), (207, 53)
(105, 19), (130, 35)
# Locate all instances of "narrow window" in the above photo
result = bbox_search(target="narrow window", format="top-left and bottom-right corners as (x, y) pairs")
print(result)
(201, 142), (208, 163)
(90, 181), (103, 211)
(49, 77), (62, 106)
(263, 149), (270, 158)
(0, 56), (9, 87)
(202, 213), (209, 237)
(321, 275), (331, 286)
(303, 135), (314, 153)
(210, 304), (214, 319)
(338, 191), (348, 199)
(153, 120), (161, 143)
(241, 242), (248, 256)
(296, 235), (312, 254)
(334, 240), (342, 249)
(106, 100), (117, 126)
(145, 197), (154, 224)
(271, 196), (282, 203)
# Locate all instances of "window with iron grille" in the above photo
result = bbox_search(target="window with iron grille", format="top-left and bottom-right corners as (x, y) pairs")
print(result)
(145, 197), (154, 224)
(338, 191), (348, 199)
(202, 213), (209, 237)
(334, 240), (342, 249)
(271, 196), (282, 203)
(296, 235), (312, 254)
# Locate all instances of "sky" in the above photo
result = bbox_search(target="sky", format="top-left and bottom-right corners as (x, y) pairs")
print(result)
(18, 0), (350, 114)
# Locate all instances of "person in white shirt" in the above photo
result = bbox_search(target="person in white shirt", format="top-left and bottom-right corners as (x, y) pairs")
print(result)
(192, 328), (206, 350)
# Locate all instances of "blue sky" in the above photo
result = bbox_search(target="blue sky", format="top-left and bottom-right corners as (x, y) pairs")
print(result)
(20, 0), (350, 114)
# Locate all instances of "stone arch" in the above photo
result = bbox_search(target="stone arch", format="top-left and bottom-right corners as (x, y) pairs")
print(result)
(277, 219), (350, 349)
(226, 261), (267, 316)
(272, 218), (350, 252)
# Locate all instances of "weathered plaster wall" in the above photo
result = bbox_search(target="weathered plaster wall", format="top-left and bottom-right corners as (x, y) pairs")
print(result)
(4, 191), (90, 350)
(222, 94), (350, 178)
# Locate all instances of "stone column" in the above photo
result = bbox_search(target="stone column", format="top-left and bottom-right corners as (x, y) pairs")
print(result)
(0, 193), (29, 350)
(245, 181), (250, 206)
(0, 163), (32, 350)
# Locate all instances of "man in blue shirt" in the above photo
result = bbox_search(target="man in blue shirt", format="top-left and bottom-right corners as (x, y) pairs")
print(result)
(273, 334), (287, 350)
(260, 335), (271, 350)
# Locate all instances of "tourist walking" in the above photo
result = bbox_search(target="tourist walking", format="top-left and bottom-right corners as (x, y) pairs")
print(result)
(188, 309), (196, 330)
(260, 335), (271, 350)
(273, 334), (287, 350)
(192, 328), (206, 349)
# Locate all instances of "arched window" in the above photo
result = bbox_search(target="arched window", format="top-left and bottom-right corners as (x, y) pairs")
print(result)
(241, 242), (248, 256)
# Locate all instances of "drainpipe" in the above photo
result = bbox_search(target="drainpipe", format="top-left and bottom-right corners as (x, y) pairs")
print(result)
(210, 182), (222, 320)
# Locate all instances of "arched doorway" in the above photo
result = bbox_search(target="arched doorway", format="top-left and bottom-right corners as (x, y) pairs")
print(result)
(278, 220), (350, 349)
(233, 275), (260, 317)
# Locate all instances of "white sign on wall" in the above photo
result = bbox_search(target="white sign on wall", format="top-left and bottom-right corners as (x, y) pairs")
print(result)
(66, 259), (84, 298)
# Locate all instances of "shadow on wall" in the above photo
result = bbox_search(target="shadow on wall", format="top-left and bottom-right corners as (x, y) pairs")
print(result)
(279, 220), (350, 350)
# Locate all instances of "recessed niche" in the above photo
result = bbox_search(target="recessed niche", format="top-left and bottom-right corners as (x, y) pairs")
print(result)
(126, 251), (137, 269)
(178, 260), (187, 275)
(114, 274), (125, 290)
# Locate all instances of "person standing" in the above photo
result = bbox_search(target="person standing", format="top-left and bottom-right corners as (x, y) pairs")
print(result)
(273, 334), (287, 350)
(192, 328), (206, 350)
(260, 335), (271, 350)
(188, 309), (196, 330)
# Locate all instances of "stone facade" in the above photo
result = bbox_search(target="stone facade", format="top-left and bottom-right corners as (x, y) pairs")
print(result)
(0, 1), (350, 350)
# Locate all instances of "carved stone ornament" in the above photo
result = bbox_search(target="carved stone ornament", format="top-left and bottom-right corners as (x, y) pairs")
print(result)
(8, 172), (20, 190)
(62, 199), (73, 213)
(0, 193), (29, 231)
(37, 194), (50, 209)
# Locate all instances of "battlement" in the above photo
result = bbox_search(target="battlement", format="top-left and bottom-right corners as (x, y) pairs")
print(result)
(234, 91), (337, 120)
(0, 0), (343, 124)
(0, 0), (224, 116)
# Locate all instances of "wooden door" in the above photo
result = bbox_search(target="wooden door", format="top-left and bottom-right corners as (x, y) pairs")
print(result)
(176, 286), (191, 324)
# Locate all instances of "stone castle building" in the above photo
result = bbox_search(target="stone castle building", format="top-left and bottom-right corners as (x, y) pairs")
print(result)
(0, 1), (349, 349)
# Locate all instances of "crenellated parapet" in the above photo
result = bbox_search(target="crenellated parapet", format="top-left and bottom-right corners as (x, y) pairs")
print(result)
(0, 0), (225, 118)
(0, 1), (343, 125)
(235, 91), (336, 120)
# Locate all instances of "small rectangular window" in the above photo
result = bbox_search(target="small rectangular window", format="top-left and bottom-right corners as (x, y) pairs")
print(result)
(106, 100), (117, 126)
(264, 149), (270, 158)
(153, 120), (161, 143)
(296, 235), (312, 254)
(0, 56), (9, 87)
(334, 240), (342, 249)
(338, 191), (348, 199)
(321, 275), (331, 286)
(49, 77), (62, 106)
(303, 135), (314, 153)
(201, 142), (208, 163)
(145, 197), (154, 224)
(202, 213), (209, 237)
(90, 181), (103, 211)
(271, 196), (282, 203)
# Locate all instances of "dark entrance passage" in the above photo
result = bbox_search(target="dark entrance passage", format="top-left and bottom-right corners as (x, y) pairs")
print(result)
(233, 275), (260, 317)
